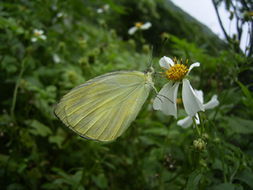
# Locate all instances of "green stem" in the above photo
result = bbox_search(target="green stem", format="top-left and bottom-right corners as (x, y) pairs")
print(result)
(10, 60), (25, 120)
(193, 117), (201, 136)
(199, 112), (205, 135)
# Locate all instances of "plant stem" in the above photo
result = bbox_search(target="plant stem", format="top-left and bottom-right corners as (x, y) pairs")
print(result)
(10, 60), (25, 121)
(193, 117), (201, 136)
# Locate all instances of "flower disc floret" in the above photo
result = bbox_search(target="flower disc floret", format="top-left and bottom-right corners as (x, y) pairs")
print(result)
(165, 64), (188, 81)
(135, 22), (143, 28)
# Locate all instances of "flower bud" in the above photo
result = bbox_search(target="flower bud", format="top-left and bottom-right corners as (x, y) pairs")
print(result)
(193, 138), (206, 151)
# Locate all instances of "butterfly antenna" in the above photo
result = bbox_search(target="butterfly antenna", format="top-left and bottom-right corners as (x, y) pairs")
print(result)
(148, 46), (154, 66)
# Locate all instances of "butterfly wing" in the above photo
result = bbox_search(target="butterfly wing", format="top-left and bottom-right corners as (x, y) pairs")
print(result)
(55, 71), (152, 142)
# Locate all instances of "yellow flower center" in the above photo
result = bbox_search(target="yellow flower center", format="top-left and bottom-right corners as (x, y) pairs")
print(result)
(135, 22), (143, 28)
(165, 63), (188, 81)
(34, 31), (41, 37)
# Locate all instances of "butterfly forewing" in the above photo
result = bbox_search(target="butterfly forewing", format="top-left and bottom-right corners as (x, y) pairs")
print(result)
(55, 71), (152, 141)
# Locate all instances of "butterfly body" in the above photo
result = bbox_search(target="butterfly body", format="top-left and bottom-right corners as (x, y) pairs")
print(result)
(55, 70), (154, 142)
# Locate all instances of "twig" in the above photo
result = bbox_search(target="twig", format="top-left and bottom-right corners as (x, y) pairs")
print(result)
(212, 0), (230, 42)
(231, 1), (242, 42)
(248, 21), (253, 57)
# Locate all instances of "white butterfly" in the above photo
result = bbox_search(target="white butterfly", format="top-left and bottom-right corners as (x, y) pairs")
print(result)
(55, 68), (155, 142)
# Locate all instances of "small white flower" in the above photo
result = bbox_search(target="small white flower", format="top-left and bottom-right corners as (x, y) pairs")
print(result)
(56, 12), (64, 18)
(128, 22), (152, 35)
(31, 29), (47, 42)
(177, 90), (219, 128)
(97, 4), (110, 14)
(153, 56), (204, 118)
(53, 54), (61, 63)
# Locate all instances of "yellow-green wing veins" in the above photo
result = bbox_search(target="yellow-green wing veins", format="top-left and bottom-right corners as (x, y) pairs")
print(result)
(55, 71), (152, 142)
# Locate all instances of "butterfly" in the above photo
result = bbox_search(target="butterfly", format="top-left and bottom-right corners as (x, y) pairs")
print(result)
(54, 68), (156, 142)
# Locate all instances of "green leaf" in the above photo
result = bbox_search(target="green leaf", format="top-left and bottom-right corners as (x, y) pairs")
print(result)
(225, 117), (253, 134)
(237, 81), (253, 100)
(237, 81), (253, 108)
(185, 170), (202, 190)
(235, 168), (253, 188)
(207, 183), (243, 190)
(92, 173), (108, 189)
(49, 135), (65, 148)
(26, 120), (52, 137)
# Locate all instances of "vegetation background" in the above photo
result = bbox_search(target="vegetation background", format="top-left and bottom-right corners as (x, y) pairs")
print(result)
(0, 0), (253, 189)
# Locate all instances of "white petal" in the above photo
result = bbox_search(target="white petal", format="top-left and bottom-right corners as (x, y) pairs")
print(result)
(40, 35), (47, 40)
(97, 8), (103, 13)
(177, 116), (193, 128)
(128, 27), (137, 35)
(53, 54), (61, 63)
(153, 82), (179, 118)
(203, 95), (219, 110)
(194, 89), (204, 104)
(182, 79), (204, 117)
(33, 29), (39, 33)
(187, 62), (200, 75)
(140, 22), (152, 30)
(159, 56), (174, 69)
(194, 114), (200, 125)
(57, 12), (63, 17)
(104, 4), (110, 10)
(31, 37), (37, 42)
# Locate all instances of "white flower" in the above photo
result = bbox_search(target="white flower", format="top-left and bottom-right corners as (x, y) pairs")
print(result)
(57, 12), (67, 18)
(153, 56), (204, 118)
(177, 90), (219, 128)
(128, 22), (152, 35)
(53, 54), (61, 63)
(31, 29), (47, 42)
(97, 4), (110, 14)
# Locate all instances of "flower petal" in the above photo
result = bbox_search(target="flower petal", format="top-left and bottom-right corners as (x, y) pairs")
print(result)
(194, 114), (200, 125)
(33, 29), (39, 33)
(159, 56), (174, 69)
(97, 8), (103, 13)
(104, 4), (110, 10)
(140, 22), (152, 30)
(203, 95), (219, 110)
(194, 89), (204, 104)
(177, 116), (193, 128)
(187, 62), (200, 75)
(128, 27), (137, 35)
(182, 79), (204, 116)
(153, 82), (179, 118)
(31, 37), (37, 42)
(40, 35), (47, 40)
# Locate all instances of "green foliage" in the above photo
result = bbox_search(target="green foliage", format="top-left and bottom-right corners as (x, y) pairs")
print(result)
(0, 0), (252, 189)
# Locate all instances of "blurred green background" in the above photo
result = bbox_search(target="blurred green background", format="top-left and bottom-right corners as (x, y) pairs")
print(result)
(1, 0), (253, 189)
